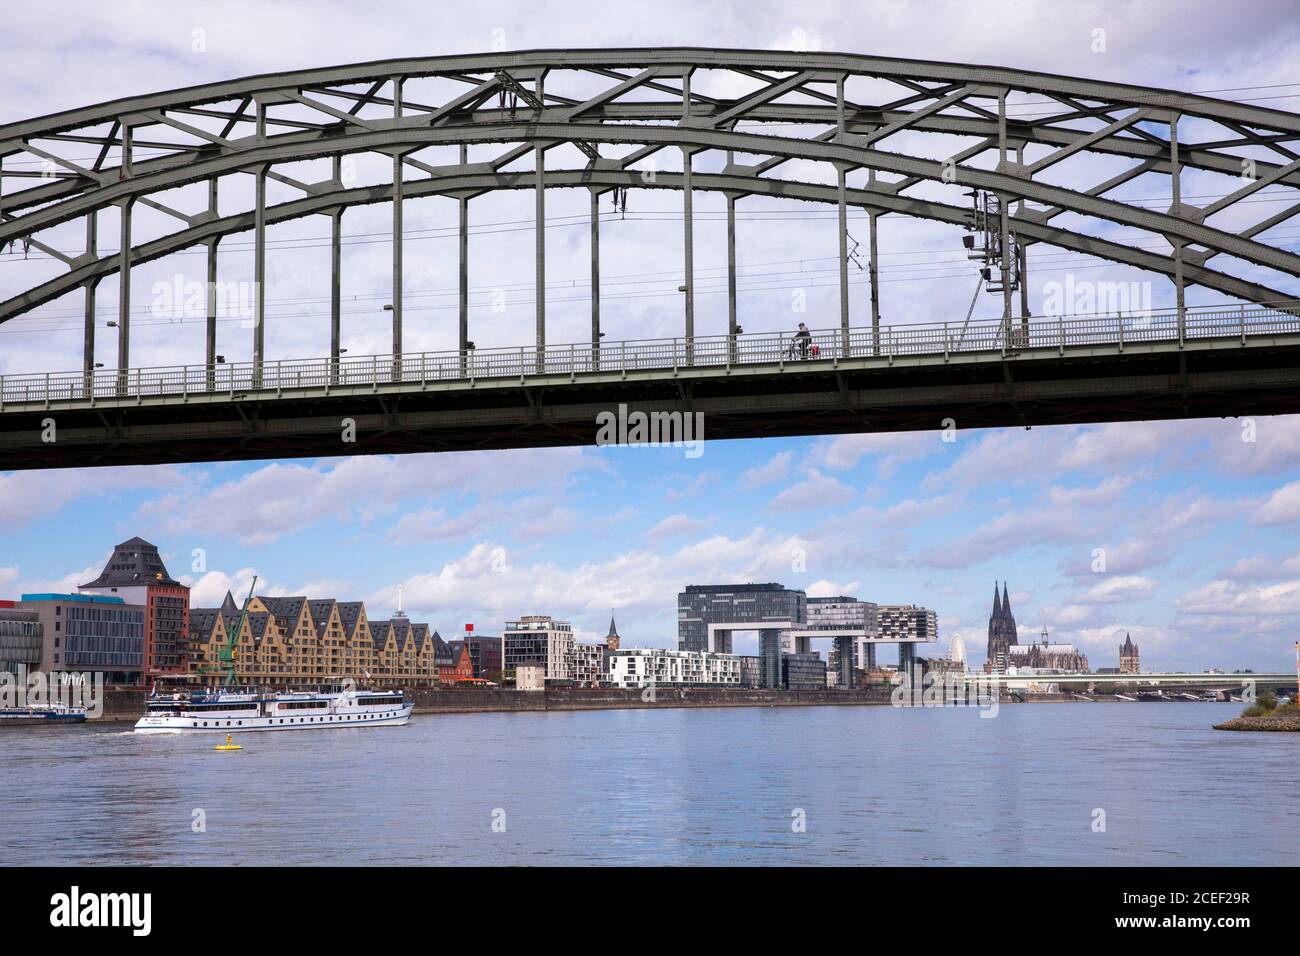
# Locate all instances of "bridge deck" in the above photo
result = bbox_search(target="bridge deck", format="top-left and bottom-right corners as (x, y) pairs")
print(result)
(3, 303), (1300, 470)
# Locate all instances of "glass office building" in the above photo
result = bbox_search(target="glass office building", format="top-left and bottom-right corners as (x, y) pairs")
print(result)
(0, 605), (42, 674)
(677, 583), (807, 653)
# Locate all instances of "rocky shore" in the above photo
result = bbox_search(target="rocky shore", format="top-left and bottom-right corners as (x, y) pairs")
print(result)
(1214, 710), (1300, 732)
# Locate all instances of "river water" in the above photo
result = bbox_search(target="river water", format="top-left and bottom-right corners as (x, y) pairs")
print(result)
(4, 702), (1295, 866)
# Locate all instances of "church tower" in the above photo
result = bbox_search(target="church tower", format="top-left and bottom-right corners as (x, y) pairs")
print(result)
(1119, 632), (1140, 674)
(984, 581), (1018, 674)
(605, 615), (621, 653)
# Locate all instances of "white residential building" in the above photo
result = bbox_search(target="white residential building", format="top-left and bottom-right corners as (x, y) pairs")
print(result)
(607, 648), (742, 688)
(569, 641), (607, 687)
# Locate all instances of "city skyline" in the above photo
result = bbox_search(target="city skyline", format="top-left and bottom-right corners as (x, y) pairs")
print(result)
(6, 412), (1298, 673)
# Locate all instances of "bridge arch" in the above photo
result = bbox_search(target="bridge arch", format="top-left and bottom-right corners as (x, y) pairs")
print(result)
(2, 47), (1299, 376)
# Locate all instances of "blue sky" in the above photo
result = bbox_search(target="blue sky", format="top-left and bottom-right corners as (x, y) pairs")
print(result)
(3, 0), (1300, 671)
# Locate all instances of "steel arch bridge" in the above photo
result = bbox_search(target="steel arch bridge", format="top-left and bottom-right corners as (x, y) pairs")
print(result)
(2, 48), (1300, 469)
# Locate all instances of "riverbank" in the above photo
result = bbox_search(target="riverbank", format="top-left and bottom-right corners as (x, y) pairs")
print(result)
(84, 685), (1242, 721)
(1213, 710), (1300, 732)
(408, 686), (897, 713)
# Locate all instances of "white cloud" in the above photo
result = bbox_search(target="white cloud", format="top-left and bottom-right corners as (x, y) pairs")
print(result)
(1080, 575), (1157, 603)
(0, 467), (186, 528)
(181, 567), (262, 608)
(1179, 578), (1300, 617)
(765, 470), (856, 512)
(806, 578), (862, 597)
(135, 448), (590, 545)
(739, 451), (794, 489)
(813, 432), (940, 475)
(646, 513), (714, 541)
(1254, 480), (1300, 526)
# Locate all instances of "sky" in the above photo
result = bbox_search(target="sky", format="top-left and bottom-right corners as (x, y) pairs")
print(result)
(3, 0), (1300, 671)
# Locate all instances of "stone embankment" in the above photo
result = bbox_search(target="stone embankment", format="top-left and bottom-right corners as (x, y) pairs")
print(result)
(1214, 710), (1300, 732)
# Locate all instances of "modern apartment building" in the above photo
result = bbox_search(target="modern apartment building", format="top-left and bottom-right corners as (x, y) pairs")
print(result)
(503, 615), (574, 683)
(569, 641), (607, 687)
(782, 652), (827, 690)
(677, 583), (807, 654)
(606, 648), (742, 688)
(0, 602), (42, 674)
(878, 605), (939, 643)
(18, 593), (145, 683)
(806, 595), (880, 678)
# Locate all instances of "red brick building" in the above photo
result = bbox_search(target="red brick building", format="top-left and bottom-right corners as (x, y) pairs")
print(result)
(79, 537), (190, 678)
(439, 637), (475, 685)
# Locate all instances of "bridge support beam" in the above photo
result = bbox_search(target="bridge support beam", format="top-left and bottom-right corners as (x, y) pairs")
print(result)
(590, 187), (600, 369)
(681, 71), (695, 366)
(253, 99), (266, 389)
(726, 156), (738, 364)
(998, 92), (1013, 342)
(330, 205), (342, 384)
(115, 120), (134, 392)
(837, 77), (850, 356)
(82, 212), (97, 391)
(1171, 114), (1186, 345)
(116, 198), (133, 391)
(838, 166), (850, 354)
(869, 208), (880, 355)
(1017, 143), (1030, 341)
(329, 156), (342, 385)
(682, 145), (695, 366)
(392, 77), (404, 369)
(534, 71), (547, 375)
(460, 145), (470, 373)
(205, 179), (219, 376)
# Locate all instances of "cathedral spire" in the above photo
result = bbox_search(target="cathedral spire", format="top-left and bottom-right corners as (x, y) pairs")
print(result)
(992, 582), (1002, 616)
(1001, 582), (1012, 618)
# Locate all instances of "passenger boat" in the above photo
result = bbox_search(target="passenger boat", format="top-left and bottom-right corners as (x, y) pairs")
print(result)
(133, 685), (413, 734)
(0, 704), (88, 726)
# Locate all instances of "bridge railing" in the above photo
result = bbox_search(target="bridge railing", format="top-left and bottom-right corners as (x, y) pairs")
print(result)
(3, 301), (1299, 407)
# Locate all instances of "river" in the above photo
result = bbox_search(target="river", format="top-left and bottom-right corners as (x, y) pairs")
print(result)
(4, 702), (1295, 866)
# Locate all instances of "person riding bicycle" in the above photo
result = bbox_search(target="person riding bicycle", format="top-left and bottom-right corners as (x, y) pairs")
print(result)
(793, 322), (812, 359)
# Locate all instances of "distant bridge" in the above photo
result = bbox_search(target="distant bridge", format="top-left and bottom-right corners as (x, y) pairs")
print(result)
(952, 672), (1295, 692)
(3, 49), (1300, 469)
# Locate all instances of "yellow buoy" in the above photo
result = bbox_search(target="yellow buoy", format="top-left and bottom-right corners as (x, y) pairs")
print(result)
(214, 733), (242, 752)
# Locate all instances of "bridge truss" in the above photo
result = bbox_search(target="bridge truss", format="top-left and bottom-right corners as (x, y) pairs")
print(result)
(2, 50), (1300, 468)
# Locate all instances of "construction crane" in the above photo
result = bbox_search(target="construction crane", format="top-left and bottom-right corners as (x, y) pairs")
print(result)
(196, 575), (258, 688)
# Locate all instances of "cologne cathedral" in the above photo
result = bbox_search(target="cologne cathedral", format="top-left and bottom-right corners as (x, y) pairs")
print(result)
(984, 582), (1018, 674)
(984, 581), (1089, 674)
